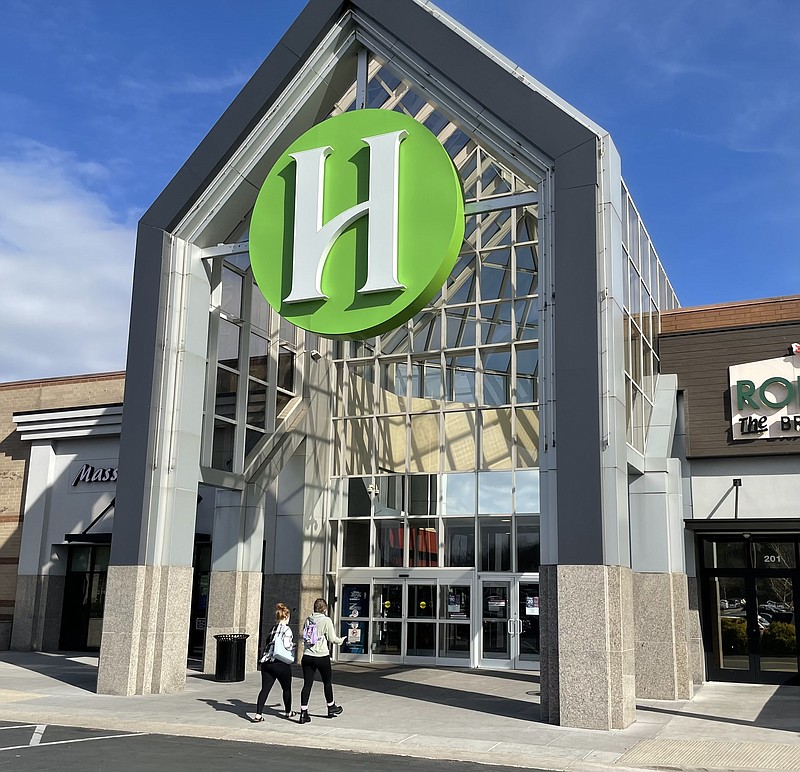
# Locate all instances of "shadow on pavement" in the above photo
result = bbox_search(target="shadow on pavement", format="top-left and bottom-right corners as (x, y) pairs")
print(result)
(1, 652), (98, 693)
(330, 664), (542, 723)
(638, 684), (800, 733)
(197, 697), (254, 723)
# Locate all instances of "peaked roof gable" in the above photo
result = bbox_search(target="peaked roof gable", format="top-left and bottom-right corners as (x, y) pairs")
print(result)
(142, 0), (598, 234)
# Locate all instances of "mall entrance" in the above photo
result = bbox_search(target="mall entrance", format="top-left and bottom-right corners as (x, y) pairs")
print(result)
(699, 534), (799, 684)
(336, 572), (539, 670)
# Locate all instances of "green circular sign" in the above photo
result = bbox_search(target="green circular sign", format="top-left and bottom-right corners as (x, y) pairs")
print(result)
(249, 109), (464, 338)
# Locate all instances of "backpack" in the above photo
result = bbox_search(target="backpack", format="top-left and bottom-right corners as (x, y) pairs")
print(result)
(302, 617), (320, 647)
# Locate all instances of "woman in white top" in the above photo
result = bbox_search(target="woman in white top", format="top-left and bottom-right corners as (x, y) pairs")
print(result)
(253, 602), (296, 721)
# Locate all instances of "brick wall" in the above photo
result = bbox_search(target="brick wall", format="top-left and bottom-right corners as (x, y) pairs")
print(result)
(0, 372), (125, 637)
(661, 295), (800, 334)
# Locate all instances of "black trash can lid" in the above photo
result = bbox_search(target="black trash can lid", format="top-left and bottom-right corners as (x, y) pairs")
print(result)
(214, 633), (250, 641)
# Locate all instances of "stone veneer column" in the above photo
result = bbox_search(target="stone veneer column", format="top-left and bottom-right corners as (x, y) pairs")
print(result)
(540, 564), (635, 730)
(11, 574), (65, 651)
(203, 570), (263, 674)
(633, 571), (692, 699)
(97, 564), (193, 695)
(686, 577), (706, 686)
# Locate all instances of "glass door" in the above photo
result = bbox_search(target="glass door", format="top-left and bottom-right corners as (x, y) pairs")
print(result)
(479, 577), (540, 669)
(516, 580), (540, 670)
(341, 575), (472, 665)
(700, 536), (799, 684)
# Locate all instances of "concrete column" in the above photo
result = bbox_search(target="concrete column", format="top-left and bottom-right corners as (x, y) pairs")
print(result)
(540, 564), (635, 730)
(97, 232), (210, 695)
(202, 487), (264, 674)
(632, 572), (692, 699)
(686, 576), (706, 686)
(97, 564), (193, 695)
(11, 443), (64, 651)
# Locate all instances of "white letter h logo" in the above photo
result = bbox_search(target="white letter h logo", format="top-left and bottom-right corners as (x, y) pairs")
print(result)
(283, 130), (408, 304)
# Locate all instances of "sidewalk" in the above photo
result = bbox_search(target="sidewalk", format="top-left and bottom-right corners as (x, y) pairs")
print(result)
(0, 652), (798, 771)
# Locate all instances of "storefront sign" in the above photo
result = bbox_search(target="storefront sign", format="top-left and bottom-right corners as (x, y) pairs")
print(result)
(729, 353), (800, 440)
(249, 109), (464, 338)
(71, 463), (118, 486)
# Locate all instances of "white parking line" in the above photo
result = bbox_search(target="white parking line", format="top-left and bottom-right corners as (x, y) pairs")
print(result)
(29, 725), (46, 745)
(0, 732), (146, 752)
(0, 725), (37, 731)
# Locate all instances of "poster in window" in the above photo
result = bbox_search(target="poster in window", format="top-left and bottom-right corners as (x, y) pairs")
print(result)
(340, 621), (366, 654)
(525, 595), (539, 616)
(342, 584), (369, 618)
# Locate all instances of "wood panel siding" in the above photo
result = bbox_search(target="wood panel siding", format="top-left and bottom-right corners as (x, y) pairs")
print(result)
(659, 323), (800, 458)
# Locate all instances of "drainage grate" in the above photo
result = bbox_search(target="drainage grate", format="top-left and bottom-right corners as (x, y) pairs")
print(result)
(619, 738), (800, 770)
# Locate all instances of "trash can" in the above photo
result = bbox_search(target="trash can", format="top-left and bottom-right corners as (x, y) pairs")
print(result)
(214, 633), (249, 682)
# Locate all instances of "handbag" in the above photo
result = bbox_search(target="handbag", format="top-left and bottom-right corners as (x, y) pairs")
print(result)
(265, 624), (294, 665)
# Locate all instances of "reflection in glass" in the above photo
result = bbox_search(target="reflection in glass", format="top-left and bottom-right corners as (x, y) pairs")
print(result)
(408, 584), (436, 618)
(407, 623), (436, 656)
(409, 518), (439, 567)
(478, 471), (512, 514)
(373, 584), (402, 618)
(215, 369), (237, 419)
(217, 319), (240, 368)
(409, 475), (437, 515)
(444, 519), (475, 567)
(480, 518), (511, 572)
(372, 621), (401, 655)
(375, 519), (404, 567)
(702, 539), (745, 569)
(211, 419), (235, 471)
(342, 521), (370, 567)
(443, 412), (477, 472)
(516, 469), (540, 513)
(442, 474), (476, 515)
(753, 542), (797, 570)
(708, 576), (749, 670)
(346, 478), (372, 517)
(516, 408), (539, 468)
(441, 585), (470, 619)
(221, 267), (243, 318)
(249, 334), (268, 381)
(517, 516), (541, 572)
(408, 413), (439, 473)
(246, 379), (266, 429)
(756, 577), (797, 672)
(518, 582), (540, 660)
(439, 623), (470, 659)
(481, 409), (513, 470)
(482, 582), (510, 659)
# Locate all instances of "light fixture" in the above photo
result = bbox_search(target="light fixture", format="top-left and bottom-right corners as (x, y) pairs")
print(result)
(309, 349), (322, 361)
(733, 478), (742, 520)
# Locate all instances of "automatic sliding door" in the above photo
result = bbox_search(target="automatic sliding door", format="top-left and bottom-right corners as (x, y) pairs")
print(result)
(406, 582), (436, 659)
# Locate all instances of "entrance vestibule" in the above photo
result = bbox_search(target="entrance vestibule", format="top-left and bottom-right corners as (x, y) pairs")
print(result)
(337, 572), (539, 670)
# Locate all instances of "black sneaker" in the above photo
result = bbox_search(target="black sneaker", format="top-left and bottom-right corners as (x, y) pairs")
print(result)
(327, 704), (343, 718)
(299, 710), (311, 724)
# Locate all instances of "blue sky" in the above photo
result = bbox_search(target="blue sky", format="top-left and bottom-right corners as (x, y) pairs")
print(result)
(0, 0), (798, 382)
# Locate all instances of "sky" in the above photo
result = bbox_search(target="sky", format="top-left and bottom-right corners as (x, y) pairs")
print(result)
(1, 0), (798, 383)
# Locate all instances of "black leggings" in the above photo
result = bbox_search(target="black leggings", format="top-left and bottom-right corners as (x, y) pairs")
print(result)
(300, 654), (333, 706)
(257, 660), (293, 714)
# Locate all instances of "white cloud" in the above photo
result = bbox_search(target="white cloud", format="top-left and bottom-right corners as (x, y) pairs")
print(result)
(0, 138), (134, 383)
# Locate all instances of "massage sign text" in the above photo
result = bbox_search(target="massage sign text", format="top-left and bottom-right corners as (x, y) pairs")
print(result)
(729, 349), (800, 440)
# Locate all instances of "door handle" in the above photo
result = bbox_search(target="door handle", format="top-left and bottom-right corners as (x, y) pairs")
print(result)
(507, 619), (515, 636)
(516, 618), (523, 634)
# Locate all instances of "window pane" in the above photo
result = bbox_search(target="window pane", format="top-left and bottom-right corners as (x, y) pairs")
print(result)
(215, 368), (237, 419)
(753, 541), (796, 569)
(442, 474), (476, 515)
(373, 584), (402, 618)
(439, 623), (470, 659)
(371, 621), (402, 654)
(342, 521), (370, 567)
(517, 516), (541, 572)
(480, 517), (511, 571)
(211, 419), (235, 471)
(443, 411), (477, 472)
(515, 469), (540, 513)
(277, 347), (295, 393)
(444, 518), (474, 567)
(481, 409), (513, 470)
(249, 334), (268, 381)
(221, 267), (242, 318)
(346, 478), (372, 517)
(375, 519), (404, 567)
(247, 379), (266, 429)
(217, 319), (240, 369)
(408, 475), (437, 515)
(478, 471), (512, 514)
(251, 283), (269, 331)
(702, 539), (745, 569)
(409, 518), (439, 567)
(441, 585), (470, 619)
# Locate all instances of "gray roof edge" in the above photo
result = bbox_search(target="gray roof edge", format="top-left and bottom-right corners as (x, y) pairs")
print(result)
(413, 0), (609, 140)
